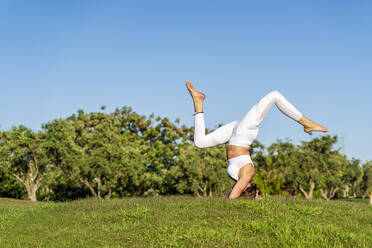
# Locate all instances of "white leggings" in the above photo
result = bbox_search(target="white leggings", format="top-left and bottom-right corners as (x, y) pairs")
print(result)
(193, 91), (303, 181)
(193, 90), (302, 148)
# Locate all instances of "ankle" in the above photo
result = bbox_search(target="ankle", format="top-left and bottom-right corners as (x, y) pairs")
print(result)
(298, 116), (311, 127)
(194, 103), (203, 113)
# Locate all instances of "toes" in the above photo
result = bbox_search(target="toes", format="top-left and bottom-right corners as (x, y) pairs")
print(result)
(185, 81), (193, 89)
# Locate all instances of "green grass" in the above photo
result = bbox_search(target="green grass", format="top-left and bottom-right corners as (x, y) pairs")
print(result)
(0, 196), (371, 248)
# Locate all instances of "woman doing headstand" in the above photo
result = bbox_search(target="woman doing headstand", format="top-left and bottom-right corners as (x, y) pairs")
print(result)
(185, 81), (328, 199)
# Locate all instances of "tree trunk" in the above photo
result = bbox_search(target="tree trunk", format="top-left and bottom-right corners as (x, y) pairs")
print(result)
(299, 180), (315, 200)
(348, 193), (356, 199)
(105, 188), (112, 200)
(343, 185), (349, 198)
(329, 187), (339, 199)
(95, 177), (102, 199)
(203, 182), (208, 197)
(320, 187), (339, 201)
(209, 189), (213, 198)
(13, 173), (40, 202)
(320, 189), (330, 201)
(80, 179), (98, 199)
(199, 180), (208, 197)
(25, 183), (38, 202)
(362, 191), (367, 199)
(370, 192), (372, 205)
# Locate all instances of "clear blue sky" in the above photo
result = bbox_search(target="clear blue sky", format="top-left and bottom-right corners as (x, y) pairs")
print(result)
(0, 1), (371, 162)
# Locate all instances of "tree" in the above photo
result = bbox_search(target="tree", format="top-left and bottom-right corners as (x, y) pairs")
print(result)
(138, 114), (189, 195)
(249, 141), (276, 196)
(177, 143), (231, 197)
(0, 165), (26, 199)
(263, 140), (296, 196)
(43, 106), (189, 199)
(267, 136), (341, 200)
(361, 161), (372, 199)
(299, 135), (341, 201)
(44, 109), (147, 199)
(340, 158), (363, 198)
(42, 118), (87, 201)
(173, 123), (233, 197)
(317, 152), (345, 201)
(0, 126), (52, 201)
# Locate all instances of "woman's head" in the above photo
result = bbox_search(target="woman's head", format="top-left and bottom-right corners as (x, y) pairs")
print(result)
(240, 183), (262, 199)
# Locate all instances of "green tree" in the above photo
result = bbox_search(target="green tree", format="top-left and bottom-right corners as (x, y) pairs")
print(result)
(0, 166), (26, 199)
(267, 136), (341, 200)
(249, 141), (277, 195)
(361, 161), (372, 199)
(299, 135), (341, 200)
(0, 126), (52, 201)
(45, 109), (146, 199)
(139, 115), (189, 195)
(340, 158), (363, 198)
(317, 152), (345, 201)
(177, 143), (231, 197)
(43, 106), (188, 199)
(259, 140), (293, 195)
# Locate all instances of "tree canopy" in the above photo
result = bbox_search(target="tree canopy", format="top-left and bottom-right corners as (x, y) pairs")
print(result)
(0, 106), (369, 202)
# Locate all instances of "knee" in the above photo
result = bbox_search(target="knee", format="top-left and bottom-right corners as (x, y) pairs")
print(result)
(265, 91), (285, 104)
(194, 138), (207, 148)
(269, 90), (281, 99)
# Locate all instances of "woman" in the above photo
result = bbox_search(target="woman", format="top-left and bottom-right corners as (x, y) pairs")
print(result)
(185, 81), (328, 199)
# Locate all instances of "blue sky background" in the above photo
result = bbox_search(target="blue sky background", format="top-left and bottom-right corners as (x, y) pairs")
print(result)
(0, 1), (371, 162)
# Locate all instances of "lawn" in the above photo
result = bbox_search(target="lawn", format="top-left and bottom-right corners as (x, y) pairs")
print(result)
(0, 196), (371, 247)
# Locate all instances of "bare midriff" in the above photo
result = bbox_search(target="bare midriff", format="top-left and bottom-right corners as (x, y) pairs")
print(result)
(227, 145), (250, 160)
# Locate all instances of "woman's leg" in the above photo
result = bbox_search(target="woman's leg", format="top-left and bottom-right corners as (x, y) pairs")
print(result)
(228, 91), (327, 199)
(235, 90), (328, 133)
(186, 81), (237, 148)
(194, 114), (237, 148)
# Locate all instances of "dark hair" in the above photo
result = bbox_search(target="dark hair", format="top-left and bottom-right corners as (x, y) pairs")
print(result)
(240, 183), (262, 199)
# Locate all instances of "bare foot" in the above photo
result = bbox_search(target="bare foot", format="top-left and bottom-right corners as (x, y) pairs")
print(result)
(303, 121), (328, 133)
(304, 125), (328, 133)
(185, 81), (206, 101)
(299, 116), (328, 133)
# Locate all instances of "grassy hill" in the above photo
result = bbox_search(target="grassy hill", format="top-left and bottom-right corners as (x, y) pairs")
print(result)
(0, 196), (371, 247)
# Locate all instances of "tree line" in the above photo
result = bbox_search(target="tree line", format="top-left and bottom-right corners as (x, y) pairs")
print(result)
(0, 106), (371, 202)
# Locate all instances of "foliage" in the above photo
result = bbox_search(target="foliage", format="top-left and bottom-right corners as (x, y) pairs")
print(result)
(0, 105), (368, 201)
(0, 126), (53, 201)
(0, 167), (26, 199)
(177, 143), (232, 197)
(340, 158), (363, 198)
(361, 161), (372, 198)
